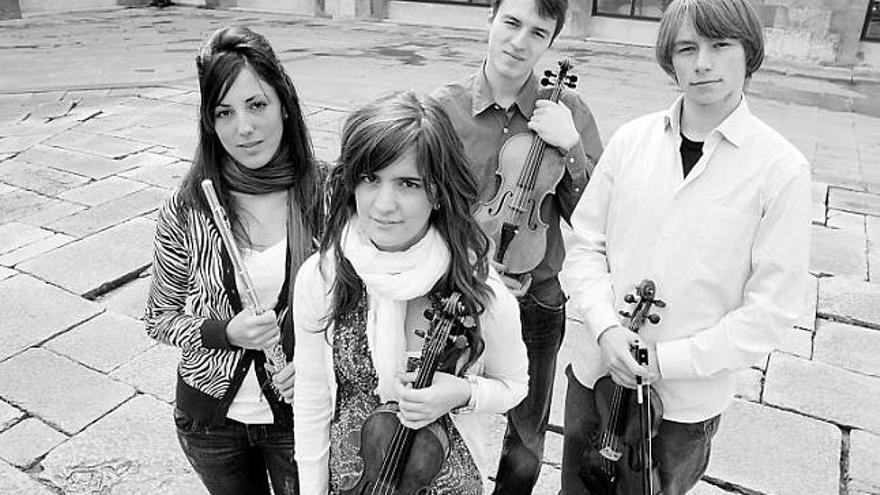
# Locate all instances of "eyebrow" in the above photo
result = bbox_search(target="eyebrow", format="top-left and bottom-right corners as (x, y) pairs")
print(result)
(216, 93), (269, 108)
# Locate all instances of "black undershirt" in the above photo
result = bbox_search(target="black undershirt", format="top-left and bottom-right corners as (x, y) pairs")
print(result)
(680, 132), (704, 179)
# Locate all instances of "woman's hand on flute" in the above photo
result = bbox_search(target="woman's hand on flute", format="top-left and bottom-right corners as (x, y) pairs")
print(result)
(226, 309), (280, 350)
(272, 361), (296, 403)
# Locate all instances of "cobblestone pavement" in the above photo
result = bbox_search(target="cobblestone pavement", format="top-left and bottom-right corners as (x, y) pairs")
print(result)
(1, 6), (880, 495)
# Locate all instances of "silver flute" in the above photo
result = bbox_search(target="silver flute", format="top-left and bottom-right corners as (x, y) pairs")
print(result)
(201, 179), (287, 393)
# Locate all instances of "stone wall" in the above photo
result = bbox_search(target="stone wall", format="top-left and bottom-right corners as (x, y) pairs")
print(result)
(754, 0), (874, 65)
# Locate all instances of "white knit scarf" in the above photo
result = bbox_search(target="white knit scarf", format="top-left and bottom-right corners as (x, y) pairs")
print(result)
(340, 216), (451, 403)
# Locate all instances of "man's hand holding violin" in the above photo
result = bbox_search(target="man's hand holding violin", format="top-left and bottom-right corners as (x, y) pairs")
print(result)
(598, 325), (661, 389)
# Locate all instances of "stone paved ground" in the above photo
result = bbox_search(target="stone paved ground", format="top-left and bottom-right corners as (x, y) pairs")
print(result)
(1, 6), (880, 495)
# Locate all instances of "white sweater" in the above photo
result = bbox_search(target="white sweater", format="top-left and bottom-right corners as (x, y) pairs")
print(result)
(292, 252), (529, 494)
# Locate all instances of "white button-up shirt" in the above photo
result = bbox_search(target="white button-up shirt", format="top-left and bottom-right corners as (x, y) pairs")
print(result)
(561, 96), (811, 422)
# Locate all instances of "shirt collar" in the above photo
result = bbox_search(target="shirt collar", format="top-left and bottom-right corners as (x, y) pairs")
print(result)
(471, 62), (539, 117)
(663, 94), (751, 148)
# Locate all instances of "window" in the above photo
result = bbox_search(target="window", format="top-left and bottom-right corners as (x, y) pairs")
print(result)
(592, 0), (668, 21)
(863, 0), (880, 41)
(395, 0), (489, 5)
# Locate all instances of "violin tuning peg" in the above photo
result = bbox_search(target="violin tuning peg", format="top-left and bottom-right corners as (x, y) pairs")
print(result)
(540, 77), (551, 86)
(423, 308), (434, 320)
(568, 74), (578, 83)
(619, 310), (632, 318)
(544, 69), (554, 77)
(414, 328), (427, 339)
(654, 299), (666, 308)
(648, 314), (661, 324)
(566, 82), (577, 88)
(624, 294), (636, 303)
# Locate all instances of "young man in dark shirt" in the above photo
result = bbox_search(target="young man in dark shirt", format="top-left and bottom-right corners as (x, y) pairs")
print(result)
(432, 0), (603, 491)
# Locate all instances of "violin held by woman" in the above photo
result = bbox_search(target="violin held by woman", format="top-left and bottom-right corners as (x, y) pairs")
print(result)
(292, 91), (529, 495)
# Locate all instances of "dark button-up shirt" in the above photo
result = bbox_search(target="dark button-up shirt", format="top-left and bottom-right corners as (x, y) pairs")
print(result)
(432, 68), (604, 289)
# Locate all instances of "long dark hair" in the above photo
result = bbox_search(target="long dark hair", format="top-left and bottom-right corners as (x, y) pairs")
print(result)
(321, 91), (492, 373)
(178, 26), (322, 242)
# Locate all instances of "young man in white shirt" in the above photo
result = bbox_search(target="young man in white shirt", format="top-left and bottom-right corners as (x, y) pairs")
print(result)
(559, 1), (811, 493)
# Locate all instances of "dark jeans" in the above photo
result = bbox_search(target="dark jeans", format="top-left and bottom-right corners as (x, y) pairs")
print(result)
(174, 408), (299, 495)
(493, 280), (567, 495)
(560, 367), (721, 495)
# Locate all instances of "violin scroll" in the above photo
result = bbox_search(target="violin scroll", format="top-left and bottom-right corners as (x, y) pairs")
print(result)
(541, 59), (578, 89)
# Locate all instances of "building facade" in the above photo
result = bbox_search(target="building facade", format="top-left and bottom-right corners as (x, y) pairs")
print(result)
(4, 0), (879, 68)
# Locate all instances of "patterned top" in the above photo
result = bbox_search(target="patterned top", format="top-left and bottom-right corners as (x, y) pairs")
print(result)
(328, 297), (482, 494)
(144, 193), (294, 426)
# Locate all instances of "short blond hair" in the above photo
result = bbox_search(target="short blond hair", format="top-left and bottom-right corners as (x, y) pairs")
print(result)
(655, 0), (765, 80)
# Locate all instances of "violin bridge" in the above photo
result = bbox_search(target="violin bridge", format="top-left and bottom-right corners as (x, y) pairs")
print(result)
(599, 446), (622, 462)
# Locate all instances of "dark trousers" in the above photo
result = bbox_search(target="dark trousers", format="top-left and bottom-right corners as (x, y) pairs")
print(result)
(174, 408), (299, 495)
(560, 367), (720, 495)
(493, 280), (567, 495)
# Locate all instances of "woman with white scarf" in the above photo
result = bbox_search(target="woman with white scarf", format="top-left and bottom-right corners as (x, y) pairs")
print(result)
(292, 91), (529, 494)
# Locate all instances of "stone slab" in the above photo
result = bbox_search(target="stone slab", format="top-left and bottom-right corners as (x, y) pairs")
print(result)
(0, 233), (74, 267)
(813, 320), (880, 377)
(777, 327), (812, 359)
(0, 266), (15, 281)
(706, 399), (839, 495)
(764, 352), (880, 433)
(0, 158), (91, 196)
(868, 216), (880, 283)
(829, 187), (880, 217)
(689, 481), (733, 494)
(826, 210), (866, 231)
(58, 176), (148, 207)
(795, 274), (818, 331)
(0, 133), (52, 153)
(121, 159), (191, 191)
(0, 400), (24, 431)
(0, 274), (101, 361)
(0, 348), (134, 435)
(46, 187), (165, 237)
(115, 150), (179, 173)
(17, 144), (128, 179)
(17, 217), (155, 297)
(16, 200), (86, 227)
(810, 224), (867, 280)
(849, 429), (880, 495)
(0, 417), (66, 468)
(0, 459), (55, 495)
(0, 189), (53, 223)
(38, 395), (207, 495)
(818, 277), (880, 329)
(110, 344), (180, 404)
(46, 131), (151, 160)
(44, 312), (155, 373)
(95, 274), (151, 320)
(0, 221), (52, 254)
(811, 181), (828, 226)
(734, 367), (763, 402)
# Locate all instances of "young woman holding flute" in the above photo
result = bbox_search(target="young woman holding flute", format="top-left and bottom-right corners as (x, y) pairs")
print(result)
(145, 26), (323, 495)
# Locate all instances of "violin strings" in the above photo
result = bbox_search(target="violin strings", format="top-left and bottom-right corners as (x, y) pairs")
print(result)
(372, 296), (459, 493)
(510, 82), (563, 224)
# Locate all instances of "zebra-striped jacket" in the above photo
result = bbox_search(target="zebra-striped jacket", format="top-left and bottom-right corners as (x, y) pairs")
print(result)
(145, 192), (294, 427)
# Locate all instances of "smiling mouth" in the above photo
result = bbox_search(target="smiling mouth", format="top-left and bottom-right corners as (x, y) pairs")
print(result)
(503, 50), (525, 62)
(372, 218), (399, 226)
(692, 80), (721, 86)
(239, 140), (262, 149)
